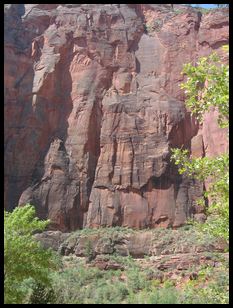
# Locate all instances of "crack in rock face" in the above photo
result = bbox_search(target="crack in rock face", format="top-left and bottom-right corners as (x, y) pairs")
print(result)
(4, 4), (228, 231)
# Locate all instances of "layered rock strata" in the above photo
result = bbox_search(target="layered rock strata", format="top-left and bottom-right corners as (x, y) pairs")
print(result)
(4, 4), (228, 230)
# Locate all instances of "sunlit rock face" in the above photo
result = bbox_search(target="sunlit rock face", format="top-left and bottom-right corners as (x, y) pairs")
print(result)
(4, 4), (228, 231)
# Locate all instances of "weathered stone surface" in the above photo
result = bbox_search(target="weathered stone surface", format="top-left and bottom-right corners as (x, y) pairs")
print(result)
(34, 230), (70, 251)
(38, 229), (228, 258)
(90, 255), (125, 271)
(37, 229), (229, 282)
(137, 252), (223, 272)
(4, 4), (228, 230)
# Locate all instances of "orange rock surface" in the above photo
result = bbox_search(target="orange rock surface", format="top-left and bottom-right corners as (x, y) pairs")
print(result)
(4, 4), (228, 231)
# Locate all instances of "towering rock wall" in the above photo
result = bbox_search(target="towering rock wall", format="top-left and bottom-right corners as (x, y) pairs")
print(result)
(4, 4), (228, 231)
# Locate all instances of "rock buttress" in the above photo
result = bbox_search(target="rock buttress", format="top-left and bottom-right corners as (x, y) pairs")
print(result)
(4, 4), (228, 230)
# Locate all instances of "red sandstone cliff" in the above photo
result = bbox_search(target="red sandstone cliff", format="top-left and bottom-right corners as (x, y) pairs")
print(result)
(4, 4), (229, 231)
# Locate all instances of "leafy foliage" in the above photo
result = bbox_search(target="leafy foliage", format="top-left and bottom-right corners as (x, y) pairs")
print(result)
(171, 46), (229, 242)
(28, 282), (56, 304)
(84, 240), (96, 262)
(180, 263), (229, 304)
(5, 217), (228, 304)
(144, 19), (163, 34)
(180, 47), (229, 128)
(4, 204), (59, 304)
(171, 149), (229, 241)
(48, 254), (228, 304)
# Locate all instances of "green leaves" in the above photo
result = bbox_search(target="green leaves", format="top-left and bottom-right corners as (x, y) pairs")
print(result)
(4, 204), (48, 237)
(171, 46), (229, 242)
(4, 204), (60, 304)
(171, 149), (229, 241)
(180, 46), (229, 128)
(171, 150), (228, 181)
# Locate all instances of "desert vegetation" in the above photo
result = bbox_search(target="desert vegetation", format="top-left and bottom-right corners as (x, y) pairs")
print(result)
(4, 205), (229, 304)
(4, 5), (228, 305)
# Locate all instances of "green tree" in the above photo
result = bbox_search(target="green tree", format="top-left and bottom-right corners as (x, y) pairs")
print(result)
(180, 48), (228, 128)
(171, 46), (229, 242)
(4, 204), (59, 304)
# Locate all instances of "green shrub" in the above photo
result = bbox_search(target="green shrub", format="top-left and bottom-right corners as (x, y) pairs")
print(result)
(171, 46), (229, 243)
(47, 251), (229, 304)
(29, 282), (56, 304)
(4, 204), (60, 304)
(144, 19), (163, 34)
(84, 240), (95, 262)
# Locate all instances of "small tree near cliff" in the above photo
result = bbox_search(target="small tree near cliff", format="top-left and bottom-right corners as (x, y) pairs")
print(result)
(4, 204), (59, 304)
(171, 46), (229, 242)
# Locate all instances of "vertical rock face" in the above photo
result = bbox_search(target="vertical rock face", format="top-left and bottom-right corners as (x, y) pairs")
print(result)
(4, 4), (229, 231)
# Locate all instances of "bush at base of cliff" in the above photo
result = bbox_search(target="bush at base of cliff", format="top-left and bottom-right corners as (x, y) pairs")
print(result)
(4, 204), (60, 304)
(84, 240), (96, 263)
(179, 265), (229, 304)
(28, 282), (56, 304)
(46, 255), (228, 304)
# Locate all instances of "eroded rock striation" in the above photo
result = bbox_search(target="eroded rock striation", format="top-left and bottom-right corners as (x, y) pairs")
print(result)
(4, 4), (228, 231)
